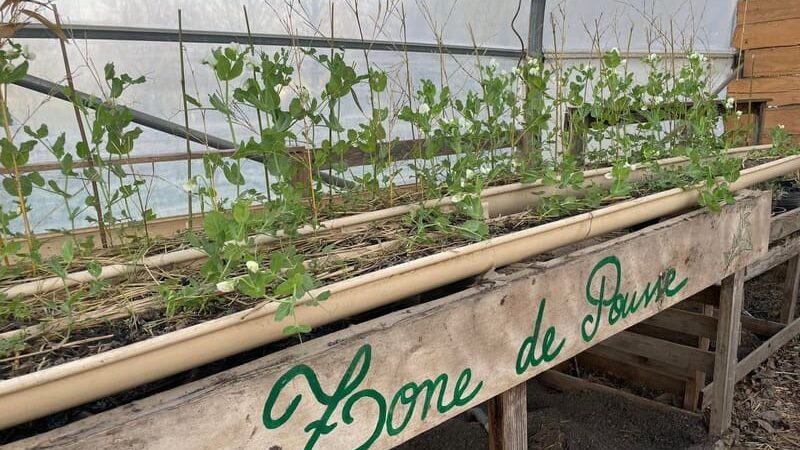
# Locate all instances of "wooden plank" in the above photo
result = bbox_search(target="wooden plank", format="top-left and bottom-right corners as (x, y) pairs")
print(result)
(732, 19), (800, 50)
(746, 234), (800, 280)
(584, 342), (689, 379)
(743, 46), (800, 78)
(770, 206), (800, 242)
(741, 315), (785, 336)
(602, 331), (715, 374)
(8, 193), (769, 450)
(575, 352), (686, 395)
(686, 286), (721, 306)
(736, 0), (800, 25)
(710, 270), (745, 437)
(628, 322), (698, 347)
(643, 308), (718, 340)
(536, 370), (700, 418)
(781, 255), (800, 323)
(488, 383), (527, 450)
(729, 78), (800, 107)
(702, 315), (800, 407)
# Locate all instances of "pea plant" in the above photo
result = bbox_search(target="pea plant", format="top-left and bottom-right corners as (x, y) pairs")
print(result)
(2, 33), (798, 357)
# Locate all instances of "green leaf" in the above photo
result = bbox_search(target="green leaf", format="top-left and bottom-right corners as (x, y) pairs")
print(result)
(60, 239), (75, 265)
(232, 200), (250, 225)
(275, 301), (293, 322)
(86, 260), (102, 278)
(184, 94), (202, 108)
(26, 172), (44, 187)
(282, 324), (311, 335)
(104, 62), (116, 81)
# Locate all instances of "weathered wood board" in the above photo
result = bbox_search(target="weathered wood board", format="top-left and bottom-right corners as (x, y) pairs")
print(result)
(7, 192), (770, 450)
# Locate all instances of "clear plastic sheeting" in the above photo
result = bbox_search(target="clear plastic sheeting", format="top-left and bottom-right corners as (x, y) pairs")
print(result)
(55, 0), (531, 49)
(1, 1), (740, 232)
(542, 0), (737, 54)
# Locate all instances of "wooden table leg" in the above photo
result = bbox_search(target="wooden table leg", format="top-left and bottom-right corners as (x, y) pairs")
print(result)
(488, 381), (528, 450)
(710, 270), (745, 437)
(684, 303), (714, 411)
(781, 255), (800, 323)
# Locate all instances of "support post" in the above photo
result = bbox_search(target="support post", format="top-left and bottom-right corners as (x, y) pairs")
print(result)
(781, 255), (800, 323)
(683, 303), (714, 411)
(488, 382), (528, 450)
(710, 270), (745, 437)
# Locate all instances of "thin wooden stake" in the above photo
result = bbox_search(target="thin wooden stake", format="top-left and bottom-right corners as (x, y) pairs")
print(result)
(178, 9), (193, 229)
(53, 5), (108, 248)
(488, 382), (528, 450)
(710, 269), (745, 437)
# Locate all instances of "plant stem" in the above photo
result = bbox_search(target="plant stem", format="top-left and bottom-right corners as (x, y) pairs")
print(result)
(0, 86), (35, 269)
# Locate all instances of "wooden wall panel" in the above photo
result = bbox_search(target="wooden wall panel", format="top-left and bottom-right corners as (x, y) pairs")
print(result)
(729, 76), (800, 106)
(736, 0), (800, 25)
(732, 18), (800, 50)
(743, 46), (800, 78)
(731, 2), (800, 139)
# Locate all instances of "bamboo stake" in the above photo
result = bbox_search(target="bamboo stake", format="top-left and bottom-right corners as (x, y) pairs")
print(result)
(178, 9), (193, 229)
(53, 5), (108, 248)
(243, 4), (271, 203)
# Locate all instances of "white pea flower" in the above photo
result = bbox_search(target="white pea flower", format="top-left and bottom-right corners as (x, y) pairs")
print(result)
(223, 239), (247, 249)
(489, 58), (498, 68)
(479, 164), (491, 175)
(246, 260), (260, 273)
(645, 53), (658, 63)
(245, 52), (259, 68)
(621, 59), (627, 65)
(725, 97), (735, 110)
(465, 168), (476, 180)
(418, 103), (430, 114)
(216, 280), (236, 293)
(736, 110), (743, 118)
(21, 45), (34, 61)
(511, 67), (520, 75)
(181, 177), (197, 192)
(451, 193), (465, 203)
(778, 123), (786, 129)
(458, 116), (471, 132)
(229, 41), (241, 53)
(641, 104), (648, 111)
(610, 47), (619, 55)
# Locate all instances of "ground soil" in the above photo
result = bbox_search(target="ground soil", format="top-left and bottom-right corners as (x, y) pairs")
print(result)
(398, 379), (712, 450)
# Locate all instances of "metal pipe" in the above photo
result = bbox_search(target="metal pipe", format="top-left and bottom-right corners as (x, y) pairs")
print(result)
(14, 23), (524, 59)
(16, 73), (232, 149)
(527, 0), (547, 58)
(15, 74), (355, 187)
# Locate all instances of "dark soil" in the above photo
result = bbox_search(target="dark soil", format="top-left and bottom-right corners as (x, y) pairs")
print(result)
(397, 379), (711, 450)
